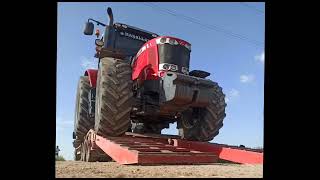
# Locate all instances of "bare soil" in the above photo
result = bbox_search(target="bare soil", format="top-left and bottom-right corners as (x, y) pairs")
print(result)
(56, 161), (263, 178)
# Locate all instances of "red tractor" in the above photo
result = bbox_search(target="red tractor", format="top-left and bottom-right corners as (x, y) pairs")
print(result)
(73, 7), (226, 159)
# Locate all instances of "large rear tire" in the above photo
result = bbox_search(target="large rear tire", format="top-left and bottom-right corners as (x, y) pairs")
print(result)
(179, 82), (226, 141)
(85, 141), (99, 162)
(80, 142), (86, 161)
(94, 58), (134, 137)
(74, 76), (94, 143)
(74, 148), (81, 161)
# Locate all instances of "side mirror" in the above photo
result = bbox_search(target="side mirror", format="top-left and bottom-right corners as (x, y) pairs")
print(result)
(84, 22), (94, 35)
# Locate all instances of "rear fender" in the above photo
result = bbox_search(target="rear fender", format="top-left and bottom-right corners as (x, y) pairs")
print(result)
(84, 69), (98, 87)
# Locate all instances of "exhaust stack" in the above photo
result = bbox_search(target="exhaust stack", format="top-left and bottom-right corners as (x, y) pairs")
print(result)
(103, 7), (114, 48)
(107, 7), (114, 26)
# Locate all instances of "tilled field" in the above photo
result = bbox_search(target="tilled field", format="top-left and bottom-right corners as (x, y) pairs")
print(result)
(56, 161), (263, 178)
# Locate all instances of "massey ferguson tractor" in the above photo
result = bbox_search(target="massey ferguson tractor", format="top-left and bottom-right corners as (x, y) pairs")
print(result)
(73, 7), (226, 159)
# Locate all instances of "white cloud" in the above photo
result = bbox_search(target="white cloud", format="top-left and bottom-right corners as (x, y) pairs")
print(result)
(240, 74), (255, 83)
(80, 56), (98, 70)
(255, 51), (264, 63)
(225, 97), (230, 103)
(230, 89), (239, 97)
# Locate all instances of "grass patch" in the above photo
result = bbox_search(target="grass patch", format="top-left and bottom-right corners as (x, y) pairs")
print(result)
(56, 155), (65, 161)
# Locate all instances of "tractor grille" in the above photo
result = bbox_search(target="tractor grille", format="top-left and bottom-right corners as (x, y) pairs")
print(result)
(158, 44), (190, 74)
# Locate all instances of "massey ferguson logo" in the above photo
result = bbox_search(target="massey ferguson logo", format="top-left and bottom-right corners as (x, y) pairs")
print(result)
(120, 32), (149, 42)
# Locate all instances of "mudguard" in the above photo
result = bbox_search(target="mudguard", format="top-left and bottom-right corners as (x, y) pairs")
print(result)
(84, 69), (98, 87)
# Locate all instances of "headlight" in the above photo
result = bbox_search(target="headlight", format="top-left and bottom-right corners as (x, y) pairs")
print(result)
(168, 39), (175, 45)
(159, 63), (178, 72)
(169, 64), (178, 71)
(160, 38), (166, 43)
(162, 64), (170, 70)
(156, 37), (189, 49)
(95, 39), (104, 46)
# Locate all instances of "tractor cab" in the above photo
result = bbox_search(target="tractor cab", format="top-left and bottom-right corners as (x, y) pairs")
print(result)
(83, 7), (159, 60)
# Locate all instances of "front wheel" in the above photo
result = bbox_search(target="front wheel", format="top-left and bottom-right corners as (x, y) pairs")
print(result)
(178, 82), (226, 141)
(94, 57), (134, 137)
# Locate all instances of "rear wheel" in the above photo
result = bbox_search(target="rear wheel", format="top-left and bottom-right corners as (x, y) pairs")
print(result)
(74, 76), (95, 144)
(81, 141), (112, 162)
(98, 155), (113, 162)
(94, 149), (112, 162)
(94, 57), (134, 137)
(74, 148), (81, 161)
(85, 141), (99, 162)
(80, 142), (86, 161)
(178, 82), (226, 141)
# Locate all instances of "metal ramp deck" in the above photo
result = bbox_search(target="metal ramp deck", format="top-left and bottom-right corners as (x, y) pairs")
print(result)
(79, 129), (263, 165)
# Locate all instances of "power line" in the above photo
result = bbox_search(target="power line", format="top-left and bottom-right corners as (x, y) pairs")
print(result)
(142, 3), (263, 47)
(239, 2), (265, 14)
(141, 2), (264, 48)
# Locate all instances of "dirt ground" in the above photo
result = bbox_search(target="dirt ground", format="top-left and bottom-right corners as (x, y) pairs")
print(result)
(56, 161), (263, 178)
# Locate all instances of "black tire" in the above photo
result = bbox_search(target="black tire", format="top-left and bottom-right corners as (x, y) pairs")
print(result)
(98, 154), (113, 162)
(74, 149), (81, 161)
(72, 139), (81, 149)
(74, 76), (95, 142)
(80, 142), (86, 161)
(93, 149), (112, 162)
(94, 57), (134, 137)
(179, 82), (226, 141)
(85, 141), (99, 162)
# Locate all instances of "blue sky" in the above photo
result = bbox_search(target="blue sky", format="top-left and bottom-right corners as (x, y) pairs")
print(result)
(57, 2), (265, 160)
